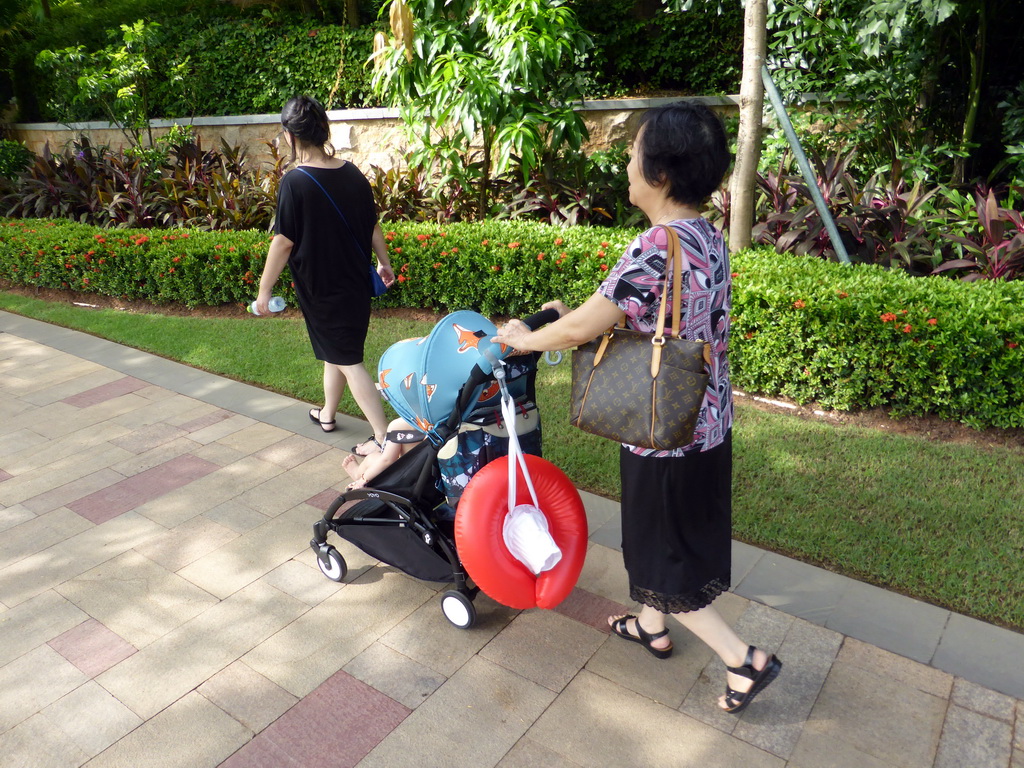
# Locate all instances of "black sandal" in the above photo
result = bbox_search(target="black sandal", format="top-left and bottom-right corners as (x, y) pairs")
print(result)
(349, 436), (383, 455)
(722, 646), (782, 714)
(609, 615), (673, 659)
(309, 408), (336, 433)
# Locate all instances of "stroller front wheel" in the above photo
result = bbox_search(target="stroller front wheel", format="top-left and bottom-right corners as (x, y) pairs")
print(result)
(316, 545), (347, 582)
(441, 590), (476, 629)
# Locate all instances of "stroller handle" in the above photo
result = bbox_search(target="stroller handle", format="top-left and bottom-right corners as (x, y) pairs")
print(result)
(521, 308), (560, 331)
(441, 307), (558, 443)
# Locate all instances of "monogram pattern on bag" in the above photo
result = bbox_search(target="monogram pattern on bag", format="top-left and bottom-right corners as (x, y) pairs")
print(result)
(597, 219), (733, 456)
(570, 334), (708, 450)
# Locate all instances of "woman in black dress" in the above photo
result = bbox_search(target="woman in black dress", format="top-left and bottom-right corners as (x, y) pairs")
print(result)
(255, 96), (394, 455)
(494, 102), (782, 714)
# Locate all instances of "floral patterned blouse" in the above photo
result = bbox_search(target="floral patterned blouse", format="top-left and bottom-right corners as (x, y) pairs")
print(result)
(597, 217), (733, 457)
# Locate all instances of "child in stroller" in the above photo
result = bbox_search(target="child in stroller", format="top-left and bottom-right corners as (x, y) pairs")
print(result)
(341, 418), (421, 489)
(310, 309), (557, 628)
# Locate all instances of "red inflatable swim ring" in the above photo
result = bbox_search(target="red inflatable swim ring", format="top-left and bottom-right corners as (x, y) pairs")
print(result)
(455, 454), (587, 610)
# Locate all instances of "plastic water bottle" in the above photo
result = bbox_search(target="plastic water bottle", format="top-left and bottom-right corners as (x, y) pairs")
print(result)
(248, 296), (285, 316)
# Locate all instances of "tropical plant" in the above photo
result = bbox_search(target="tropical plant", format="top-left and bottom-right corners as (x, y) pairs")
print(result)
(1, 134), (285, 231)
(496, 144), (641, 228)
(35, 20), (190, 148)
(933, 189), (1024, 281)
(370, 0), (592, 215)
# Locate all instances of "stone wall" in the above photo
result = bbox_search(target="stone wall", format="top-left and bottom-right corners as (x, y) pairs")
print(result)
(7, 97), (740, 170)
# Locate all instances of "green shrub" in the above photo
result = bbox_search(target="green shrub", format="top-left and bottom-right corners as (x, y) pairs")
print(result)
(373, 222), (629, 315)
(0, 219), (289, 308)
(3, 219), (1021, 428)
(9, 0), (739, 124)
(731, 248), (1024, 429)
(568, 0), (742, 97)
(0, 140), (34, 181)
(150, 14), (382, 117)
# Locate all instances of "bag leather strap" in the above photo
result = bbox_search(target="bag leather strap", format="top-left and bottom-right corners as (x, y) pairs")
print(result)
(650, 224), (683, 377)
(591, 224), (684, 377)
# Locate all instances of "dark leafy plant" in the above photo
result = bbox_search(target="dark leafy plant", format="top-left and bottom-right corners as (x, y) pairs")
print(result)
(158, 137), (283, 231)
(858, 171), (942, 274)
(495, 144), (643, 229)
(2, 134), (284, 231)
(754, 150), (869, 262)
(368, 155), (477, 223)
(934, 189), (1024, 281)
(1, 138), (158, 225)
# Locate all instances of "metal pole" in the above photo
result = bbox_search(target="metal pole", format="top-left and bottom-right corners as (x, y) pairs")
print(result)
(760, 65), (851, 265)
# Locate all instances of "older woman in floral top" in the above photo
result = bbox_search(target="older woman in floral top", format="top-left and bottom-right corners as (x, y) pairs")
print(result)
(494, 101), (782, 714)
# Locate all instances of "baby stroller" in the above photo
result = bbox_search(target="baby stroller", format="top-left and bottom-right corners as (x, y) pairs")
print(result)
(309, 309), (557, 629)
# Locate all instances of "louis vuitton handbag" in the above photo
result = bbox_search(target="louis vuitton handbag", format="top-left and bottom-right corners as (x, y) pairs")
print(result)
(570, 225), (711, 450)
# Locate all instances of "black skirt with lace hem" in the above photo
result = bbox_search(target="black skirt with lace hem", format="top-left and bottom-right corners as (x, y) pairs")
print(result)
(619, 433), (732, 614)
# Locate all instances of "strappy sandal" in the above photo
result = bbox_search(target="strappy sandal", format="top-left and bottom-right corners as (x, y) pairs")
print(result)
(309, 408), (336, 433)
(349, 436), (383, 456)
(722, 645), (782, 714)
(609, 615), (673, 659)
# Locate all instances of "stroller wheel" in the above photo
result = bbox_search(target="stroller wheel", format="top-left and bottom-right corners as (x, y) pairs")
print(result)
(441, 590), (476, 629)
(316, 546), (347, 582)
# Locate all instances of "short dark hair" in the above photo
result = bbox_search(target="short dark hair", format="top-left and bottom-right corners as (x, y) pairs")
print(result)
(635, 101), (731, 206)
(281, 96), (333, 161)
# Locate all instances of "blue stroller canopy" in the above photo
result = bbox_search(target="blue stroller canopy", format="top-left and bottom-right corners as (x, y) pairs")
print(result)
(378, 310), (514, 445)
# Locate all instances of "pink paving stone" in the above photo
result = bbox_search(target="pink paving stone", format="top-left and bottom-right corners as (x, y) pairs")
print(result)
(552, 587), (630, 634)
(220, 670), (410, 768)
(305, 489), (341, 512)
(61, 376), (148, 408)
(179, 409), (235, 433)
(0, 468), (11, 483)
(67, 454), (219, 524)
(47, 618), (137, 678)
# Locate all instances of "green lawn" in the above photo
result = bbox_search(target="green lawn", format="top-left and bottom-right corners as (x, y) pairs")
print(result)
(3, 291), (1023, 631)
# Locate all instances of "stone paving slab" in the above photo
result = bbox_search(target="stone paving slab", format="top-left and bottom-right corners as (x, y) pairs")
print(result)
(2, 312), (1024, 768)
(359, 656), (555, 768)
(96, 580), (308, 719)
(527, 670), (784, 768)
(933, 612), (1024, 699)
(85, 691), (251, 768)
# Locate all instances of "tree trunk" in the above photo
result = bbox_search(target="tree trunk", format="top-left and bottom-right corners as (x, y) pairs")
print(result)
(728, 0), (767, 253)
(345, 0), (360, 26)
(953, 1), (986, 185)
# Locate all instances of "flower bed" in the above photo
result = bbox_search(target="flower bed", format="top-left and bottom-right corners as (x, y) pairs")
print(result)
(2, 217), (1021, 428)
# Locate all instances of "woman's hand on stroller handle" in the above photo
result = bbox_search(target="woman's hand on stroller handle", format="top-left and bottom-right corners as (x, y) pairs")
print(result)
(493, 308), (557, 356)
(522, 307), (561, 331)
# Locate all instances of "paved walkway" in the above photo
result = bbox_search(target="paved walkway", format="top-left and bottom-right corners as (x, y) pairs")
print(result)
(1, 308), (1023, 768)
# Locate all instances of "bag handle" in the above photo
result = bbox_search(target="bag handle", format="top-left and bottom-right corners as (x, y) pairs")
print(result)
(649, 224), (683, 377)
(591, 224), (683, 377)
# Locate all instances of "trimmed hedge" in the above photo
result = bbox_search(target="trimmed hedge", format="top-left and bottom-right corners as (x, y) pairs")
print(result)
(730, 249), (1024, 429)
(2, 218), (1021, 428)
(0, 219), (280, 308)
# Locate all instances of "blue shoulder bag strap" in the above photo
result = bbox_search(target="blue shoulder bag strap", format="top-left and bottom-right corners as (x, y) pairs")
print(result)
(293, 166), (372, 266)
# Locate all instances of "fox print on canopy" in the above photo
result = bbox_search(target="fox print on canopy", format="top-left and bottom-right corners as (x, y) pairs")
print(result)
(377, 310), (521, 445)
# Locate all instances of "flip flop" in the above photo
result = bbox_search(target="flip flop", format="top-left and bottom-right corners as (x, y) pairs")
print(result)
(609, 615), (673, 659)
(350, 436), (383, 456)
(309, 407), (336, 433)
(722, 646), (782, 714)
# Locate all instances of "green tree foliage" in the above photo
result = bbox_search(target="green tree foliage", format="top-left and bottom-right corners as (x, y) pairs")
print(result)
(370, 0), (593, 214)
(765, 0), (1024, 185)
(568, 0), (742, 98)
(36, 21), (188, 147)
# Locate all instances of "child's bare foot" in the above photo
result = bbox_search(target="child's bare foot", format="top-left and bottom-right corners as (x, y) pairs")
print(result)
(346, 478), (367, 490)
(342, 454), (363, 482)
